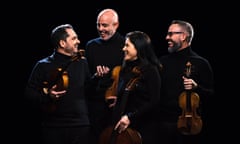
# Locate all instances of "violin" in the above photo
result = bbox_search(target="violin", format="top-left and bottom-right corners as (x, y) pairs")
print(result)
(43, 49), (85, 92)
(42, 49), (85, 112)
(105, 66), (121, 105)
(177, 61), (202, 135)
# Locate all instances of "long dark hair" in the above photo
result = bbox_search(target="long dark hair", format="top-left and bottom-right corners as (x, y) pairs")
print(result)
(122, 31), (162, 72)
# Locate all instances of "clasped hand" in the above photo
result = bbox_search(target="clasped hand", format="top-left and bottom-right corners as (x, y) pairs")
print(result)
(48, 85), (66, 100)
(182, 76), (198, 90)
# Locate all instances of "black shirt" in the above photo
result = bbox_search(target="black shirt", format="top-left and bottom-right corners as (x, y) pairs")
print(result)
(159, 47), (214, 121)
(25, 51), (91, 127)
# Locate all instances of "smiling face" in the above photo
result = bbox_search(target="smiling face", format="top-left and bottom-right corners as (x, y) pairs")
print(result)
(122, 38), (138, 61)
(96, 9), (119, 41)
(58, 28), (80, 56)
(166, 23), (190, 53)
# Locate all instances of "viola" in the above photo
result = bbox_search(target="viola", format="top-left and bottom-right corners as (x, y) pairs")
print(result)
(177, 61), (202, 135)
(105, 66), (121, 105)
(43, 49), (85, 92)
(42, 49), (85, 112)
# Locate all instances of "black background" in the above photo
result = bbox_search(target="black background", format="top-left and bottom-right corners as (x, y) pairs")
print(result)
(20, 1), (218, 89)
(6, 1), (222, 143)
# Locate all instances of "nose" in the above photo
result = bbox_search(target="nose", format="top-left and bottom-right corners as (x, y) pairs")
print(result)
(166, 35), (170, 40)
(122, 46), (126, 51)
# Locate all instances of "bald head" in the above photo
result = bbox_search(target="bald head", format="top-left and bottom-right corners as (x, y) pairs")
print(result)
(96, 8), (119, 41)
(97, 8), (119, 24)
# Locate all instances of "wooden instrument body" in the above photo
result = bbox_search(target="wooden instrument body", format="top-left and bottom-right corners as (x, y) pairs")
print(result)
(177, 61), (202, 135)
(41, 49), (85, 112)
(100, 66), (142, 144)
(105, 66), (121, 104)
(43, 49), (85, 92)
(99, 126), (142, 144)
(177, 91), (202, 135)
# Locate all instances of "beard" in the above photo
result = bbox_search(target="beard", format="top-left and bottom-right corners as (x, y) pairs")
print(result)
(168, 41), (182, 53)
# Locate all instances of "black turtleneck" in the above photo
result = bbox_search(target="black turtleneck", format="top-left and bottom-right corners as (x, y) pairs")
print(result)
(159, 47), (214, 121)
(85, 32), (125, 75)
(85, 32), (125, 100)
(25, 51), (91, 127)
(113, 59), (161, 128)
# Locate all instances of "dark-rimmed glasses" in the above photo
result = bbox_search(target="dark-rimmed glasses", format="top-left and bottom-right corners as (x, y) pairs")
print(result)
(167, 32), (184, 37)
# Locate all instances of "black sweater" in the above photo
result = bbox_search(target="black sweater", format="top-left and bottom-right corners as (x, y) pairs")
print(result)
(85, 32), (125, 100)
(113, 59), (161, 128)
(159, 47), (214, 121)
(25, 51), (91, 127)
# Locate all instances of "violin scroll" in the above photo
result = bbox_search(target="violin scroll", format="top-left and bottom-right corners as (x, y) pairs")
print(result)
(71, 49), (86, 61)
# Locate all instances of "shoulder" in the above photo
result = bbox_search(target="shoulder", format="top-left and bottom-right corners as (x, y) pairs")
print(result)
(159, 54), (170, 63)
(189, 53), (211, 66)
(114, 32), (125, 40)
(142, 64), (160, 75)
(38, 55), (52, 64)
(112, 32), (125, 43)
(86, 37), (102, 47)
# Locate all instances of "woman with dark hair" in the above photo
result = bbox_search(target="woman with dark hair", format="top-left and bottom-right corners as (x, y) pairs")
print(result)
(102, 31), (161, 144)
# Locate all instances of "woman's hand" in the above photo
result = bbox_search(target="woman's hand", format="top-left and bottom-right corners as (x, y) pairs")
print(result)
(114, 115), (130, 133)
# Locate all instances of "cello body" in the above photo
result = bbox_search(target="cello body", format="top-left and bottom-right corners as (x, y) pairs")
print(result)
(99, 126), (142, 144)
(100, 66), (142, 144)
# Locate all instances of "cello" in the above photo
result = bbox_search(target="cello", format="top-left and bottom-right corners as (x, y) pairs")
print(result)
(177, 61), (203, 135)
(99, 66), (142, 144)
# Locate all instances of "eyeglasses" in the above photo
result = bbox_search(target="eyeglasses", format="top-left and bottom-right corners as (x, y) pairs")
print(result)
(167, 32), (184, 37)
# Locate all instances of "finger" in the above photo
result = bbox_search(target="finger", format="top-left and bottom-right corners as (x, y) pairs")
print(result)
(96, 66), (102, 73)
(105, 66), (110, 72)
(103, 66), (110, 72)
(114, 122), (120, 130)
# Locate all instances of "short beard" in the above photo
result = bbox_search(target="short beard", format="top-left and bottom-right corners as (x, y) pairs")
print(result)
(168, 42), (181, 53)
